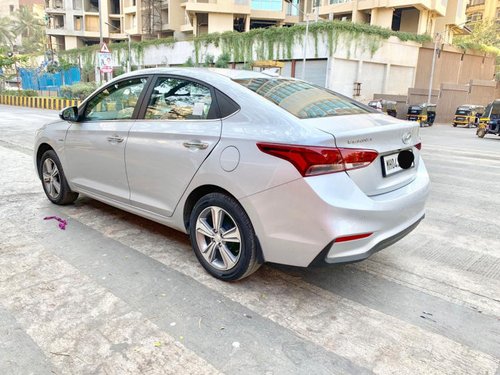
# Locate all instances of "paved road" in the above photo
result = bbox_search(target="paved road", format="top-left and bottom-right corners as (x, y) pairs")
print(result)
(0, 105), (499, 375)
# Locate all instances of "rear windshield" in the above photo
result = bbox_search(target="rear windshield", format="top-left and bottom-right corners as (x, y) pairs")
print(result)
(234, 78), (370, 119)
(408, 107), (421, 114)
(456, 109), (470, 115)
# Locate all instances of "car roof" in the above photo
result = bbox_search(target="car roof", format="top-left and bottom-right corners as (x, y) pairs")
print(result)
(113, 67), (274, 83)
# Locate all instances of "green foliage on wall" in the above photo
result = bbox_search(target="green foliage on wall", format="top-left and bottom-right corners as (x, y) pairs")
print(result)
(193, 20), (431, 64)
(58, 21), (429, 69)
(59, 37), (177, 71)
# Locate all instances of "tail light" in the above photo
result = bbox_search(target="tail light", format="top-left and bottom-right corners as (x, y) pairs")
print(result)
(415, 143), (422, 150)
(256, 143), (378, 177)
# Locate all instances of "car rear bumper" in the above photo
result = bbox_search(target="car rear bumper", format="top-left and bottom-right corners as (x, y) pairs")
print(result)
(309, 214), (424, 266)
(240, 158), (430, 267)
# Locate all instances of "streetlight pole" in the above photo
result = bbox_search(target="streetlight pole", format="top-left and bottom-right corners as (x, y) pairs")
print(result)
(105, 21), (131, 73)
(98, 0), (103, 83)
(302, 14), (309, 81)
(427, 32), (440, 105)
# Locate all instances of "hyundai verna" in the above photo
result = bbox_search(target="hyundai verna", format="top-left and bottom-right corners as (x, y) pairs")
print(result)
(34, 68), (430, 281)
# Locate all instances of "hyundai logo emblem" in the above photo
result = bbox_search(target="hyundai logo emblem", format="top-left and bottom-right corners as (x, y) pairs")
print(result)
(402, 132), (412, 144)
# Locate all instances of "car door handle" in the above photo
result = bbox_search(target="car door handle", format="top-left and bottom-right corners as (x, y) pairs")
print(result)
(107, 135), (124, 143)
(183, 141), (209, 150)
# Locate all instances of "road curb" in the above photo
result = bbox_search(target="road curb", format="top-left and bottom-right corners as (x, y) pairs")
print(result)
(0, 95), (80, 111)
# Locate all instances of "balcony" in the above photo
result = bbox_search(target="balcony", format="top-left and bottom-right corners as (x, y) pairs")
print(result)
(466, 0), (485, 7)
(45, 0), (65, 13)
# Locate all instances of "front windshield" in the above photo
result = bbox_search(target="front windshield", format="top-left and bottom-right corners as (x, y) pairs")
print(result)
(235, 78), (370, 119)
(456, 108), (470, 115)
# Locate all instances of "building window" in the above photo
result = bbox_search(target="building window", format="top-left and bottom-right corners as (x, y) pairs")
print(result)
(251, 0), (282, 12)
(74, 16), (82, 31)
(470, 12), (483, 21)
(329, 0), (350, 5)
(9, 5), (15, 12)
(286, 0), (299, 16)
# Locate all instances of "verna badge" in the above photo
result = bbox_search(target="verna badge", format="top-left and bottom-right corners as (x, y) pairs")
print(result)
(402, 132), (412, 145)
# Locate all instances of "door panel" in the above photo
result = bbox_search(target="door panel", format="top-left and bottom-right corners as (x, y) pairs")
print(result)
(64, 77), (149, 202)
(126, 76), (222, 217)
(65, 121), (135, 202)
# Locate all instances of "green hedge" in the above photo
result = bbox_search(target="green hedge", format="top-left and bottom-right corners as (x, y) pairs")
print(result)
(0, 89), (38, 97)
(59, 82), (98, 100)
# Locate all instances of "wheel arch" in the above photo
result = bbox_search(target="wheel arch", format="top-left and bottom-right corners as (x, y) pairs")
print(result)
(36, 143), (55, 177)
(183, 184), (237, 232)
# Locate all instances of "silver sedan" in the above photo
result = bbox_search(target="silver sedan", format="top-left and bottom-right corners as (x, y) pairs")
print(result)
(34, 68), (430, 281)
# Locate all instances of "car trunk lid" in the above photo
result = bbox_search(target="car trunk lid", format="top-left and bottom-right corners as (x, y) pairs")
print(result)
(303, 113), (421, 196)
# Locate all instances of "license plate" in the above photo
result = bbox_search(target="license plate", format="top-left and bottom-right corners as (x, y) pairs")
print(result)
(382, 150), (414, 177)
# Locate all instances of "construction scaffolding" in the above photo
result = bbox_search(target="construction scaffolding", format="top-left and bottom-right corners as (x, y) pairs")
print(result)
(141, 0), (165, 37)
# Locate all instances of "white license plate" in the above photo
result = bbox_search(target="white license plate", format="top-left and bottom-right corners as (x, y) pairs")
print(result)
(382, 151), (414, 177)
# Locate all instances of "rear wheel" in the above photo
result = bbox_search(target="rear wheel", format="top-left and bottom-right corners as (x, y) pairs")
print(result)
(189, 192), (261, 281)
(453, 123), (457, 127)
(39, 150), (78, 205)
(477, 128), (486, 138)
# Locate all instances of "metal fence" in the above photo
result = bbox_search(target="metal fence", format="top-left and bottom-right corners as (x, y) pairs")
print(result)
(19, 67), (81, 92)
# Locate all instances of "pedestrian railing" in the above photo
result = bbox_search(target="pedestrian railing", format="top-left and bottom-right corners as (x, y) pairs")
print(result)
(0, 95), (80, 111)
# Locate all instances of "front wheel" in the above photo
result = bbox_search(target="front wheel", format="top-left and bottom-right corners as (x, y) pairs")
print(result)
(39, 150), (79, 205)
(189, 192), (262, 281)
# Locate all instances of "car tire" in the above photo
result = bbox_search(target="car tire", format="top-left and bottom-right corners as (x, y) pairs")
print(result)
(189, 192), (262, 281)
(39, 150), (79, 205)
(453, 123), (457, 127)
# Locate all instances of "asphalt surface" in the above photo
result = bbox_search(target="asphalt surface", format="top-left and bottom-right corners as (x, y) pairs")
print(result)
(0, 105), (499, 374)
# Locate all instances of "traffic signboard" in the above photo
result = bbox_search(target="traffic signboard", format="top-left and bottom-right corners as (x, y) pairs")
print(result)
(100, 42), (110, 53)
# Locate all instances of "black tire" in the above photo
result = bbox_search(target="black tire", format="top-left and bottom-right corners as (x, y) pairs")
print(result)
(189, 192), (262, 281)
(453, 123), (457, 127)
(39, 150), (78, 205)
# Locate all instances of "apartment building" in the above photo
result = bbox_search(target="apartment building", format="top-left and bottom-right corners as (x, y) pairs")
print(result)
(0, 0), (20, 17)
(46, 0), (471, 50)
(465, 0), (500, 23)
(45, 0), (303, 50)
(311, 0), (468, 41)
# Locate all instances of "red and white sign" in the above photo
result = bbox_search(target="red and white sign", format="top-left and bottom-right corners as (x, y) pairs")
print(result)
(100, 42), (110, 53)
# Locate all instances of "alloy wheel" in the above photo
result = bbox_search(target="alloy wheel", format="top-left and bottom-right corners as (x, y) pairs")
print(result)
(195, 206), (242, 271)
(42, 158), (61, 199)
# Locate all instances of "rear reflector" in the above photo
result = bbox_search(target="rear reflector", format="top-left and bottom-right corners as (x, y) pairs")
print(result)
(335, 232), (373, 243)
(256, 143), (378, 177)
(415, 143), (422, 150)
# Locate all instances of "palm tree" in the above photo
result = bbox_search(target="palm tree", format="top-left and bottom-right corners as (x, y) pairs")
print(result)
(13, 6), (45, 39)
(12, 6), (46, 54)
(0, 16), (14, 49)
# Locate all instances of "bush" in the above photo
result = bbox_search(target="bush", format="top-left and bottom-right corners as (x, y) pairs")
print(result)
(215, 52), (231, 68)
(60, 82), (98, 100)
(0, 89), (38, 97)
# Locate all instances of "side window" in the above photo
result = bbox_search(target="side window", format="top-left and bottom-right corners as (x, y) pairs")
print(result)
(84, 78), (147, 121)
(145, 77), (213, 120)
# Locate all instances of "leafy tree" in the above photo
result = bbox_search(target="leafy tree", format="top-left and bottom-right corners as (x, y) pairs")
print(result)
(455, 20), (500, 80)
(0, 16), (14, 49)
(13, 6), (46, 54)
(454, 19), (500, 52)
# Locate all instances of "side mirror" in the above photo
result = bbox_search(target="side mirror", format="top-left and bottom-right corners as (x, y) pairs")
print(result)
(59, 106), (79, 122)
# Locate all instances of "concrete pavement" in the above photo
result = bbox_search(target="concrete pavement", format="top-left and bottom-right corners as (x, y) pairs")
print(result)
(0, 105), (499, 374)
